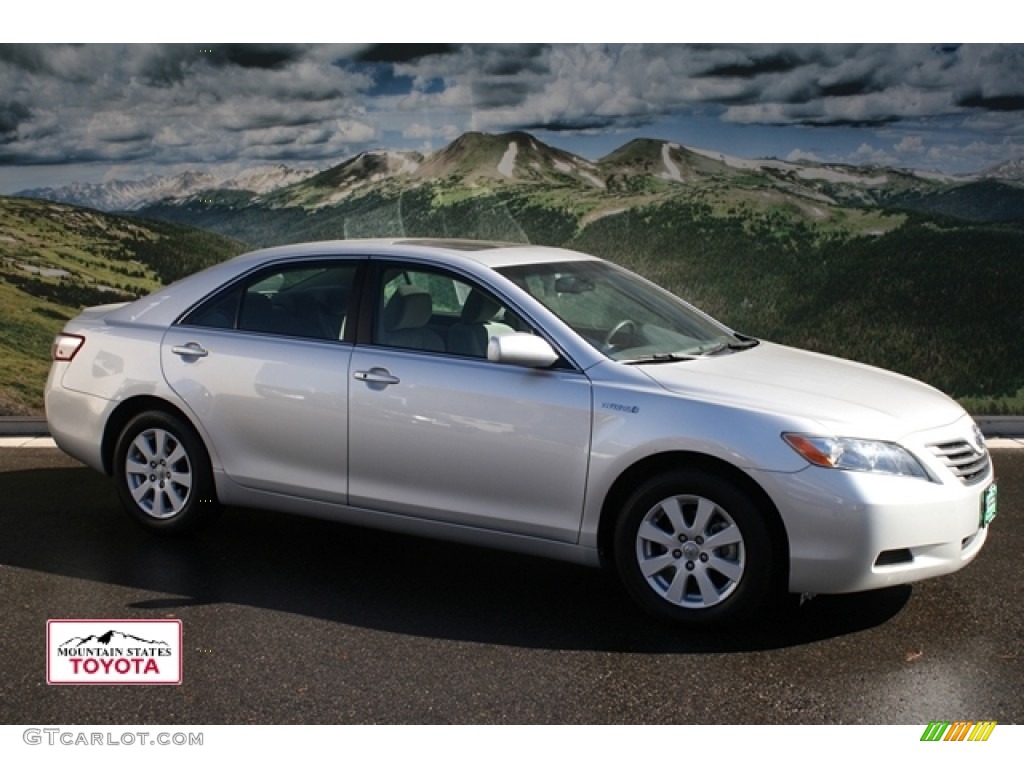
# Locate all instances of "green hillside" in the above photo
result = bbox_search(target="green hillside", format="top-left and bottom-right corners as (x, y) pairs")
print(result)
(0, 197), (245, 415)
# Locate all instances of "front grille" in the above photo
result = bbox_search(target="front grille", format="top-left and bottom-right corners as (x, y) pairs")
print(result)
(928, 440), (990, 485)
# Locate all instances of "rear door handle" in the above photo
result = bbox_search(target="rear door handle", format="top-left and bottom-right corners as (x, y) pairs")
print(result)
(171, 342), (209, 359)
(353, 367), (400, 386)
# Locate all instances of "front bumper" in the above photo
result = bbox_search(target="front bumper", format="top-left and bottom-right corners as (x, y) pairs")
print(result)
(751, 445), (994, 595)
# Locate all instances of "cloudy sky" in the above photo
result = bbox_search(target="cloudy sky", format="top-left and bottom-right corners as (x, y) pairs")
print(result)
(1, 42), (1022, 193)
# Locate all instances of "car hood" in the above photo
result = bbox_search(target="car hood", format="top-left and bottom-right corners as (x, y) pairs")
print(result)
(637, 341), (966, 439)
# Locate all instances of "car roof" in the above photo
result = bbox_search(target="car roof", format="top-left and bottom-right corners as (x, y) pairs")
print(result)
(230, 238), (599, 270)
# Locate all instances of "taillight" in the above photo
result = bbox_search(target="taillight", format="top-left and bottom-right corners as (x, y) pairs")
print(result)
(52, 333), (85, 362)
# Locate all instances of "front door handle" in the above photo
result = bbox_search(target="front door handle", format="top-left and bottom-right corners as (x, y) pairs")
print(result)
(353, 367), (400, 386)
(171, 342), (209, 359)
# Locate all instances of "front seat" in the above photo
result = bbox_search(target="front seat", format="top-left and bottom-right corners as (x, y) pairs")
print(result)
(447, 290), (515, 358)
(379, 285), (445, 352)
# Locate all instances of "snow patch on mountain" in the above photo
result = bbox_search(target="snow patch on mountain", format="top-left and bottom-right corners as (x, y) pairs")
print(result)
(553, 158), (604, 188)
(366, 150), (420, 176)
(688, 145), (889, 186)
(661, 143), (683, 182)
(220, 164), (316, 193)
(980, 157), (1024, 181)
(498, 142), (518, 178)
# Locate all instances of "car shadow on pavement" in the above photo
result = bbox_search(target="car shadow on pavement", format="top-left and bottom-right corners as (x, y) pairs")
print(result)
(2, 462), (911, 654)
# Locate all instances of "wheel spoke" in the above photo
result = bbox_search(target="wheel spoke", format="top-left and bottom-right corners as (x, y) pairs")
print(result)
(704, 525), (742, 549)
(657, 496), (687, 535)
(126, 456), (150, 475)
(692, 496), (716, 536)
(708, 555), (743, 582)
(164, 484), (186, 513)
(663, 567), (690, 604)
(153, 429), (170, 461)
(639, 552), (675, 578)
(638, 520), (677, 550)
(166, 442), (188, 468)
(168, 471), (192, 489)
(132, 434), (156, 463)
(131, 480), (152, 504)
(152, 489), (169, 517)
(693, 567), (722, 606)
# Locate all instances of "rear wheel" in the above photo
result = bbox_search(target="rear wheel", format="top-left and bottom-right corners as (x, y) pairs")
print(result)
(113, 411), (219, 535)
(613, 470), (779, 628)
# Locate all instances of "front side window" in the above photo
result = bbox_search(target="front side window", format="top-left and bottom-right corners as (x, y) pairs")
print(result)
(374, 265), (528, 358)
(182, 262), (359, 341)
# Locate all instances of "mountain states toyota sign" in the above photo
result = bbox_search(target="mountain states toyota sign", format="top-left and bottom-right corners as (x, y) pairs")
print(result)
(47, 619), (182, 685)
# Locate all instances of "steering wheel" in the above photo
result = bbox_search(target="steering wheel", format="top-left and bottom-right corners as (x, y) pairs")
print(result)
(603, 319), (638, 349)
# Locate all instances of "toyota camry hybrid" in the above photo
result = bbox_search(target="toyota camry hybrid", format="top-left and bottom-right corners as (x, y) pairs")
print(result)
(45, 239), (997, 627)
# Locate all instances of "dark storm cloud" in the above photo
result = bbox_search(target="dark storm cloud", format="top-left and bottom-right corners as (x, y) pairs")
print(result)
(139, 44), (308, 86)
(957, 93), (1024, 111)
(217, 44), (305, 70)
(220, 111), (332, 132)
(471, 44), (550, 76)
(816, 78), (875, 99)
(697, 49), (806, 78)
(522, 116), (647, 132)
(354, 44), (460, 64)
(0, 100), (32, 137)
(797, 115), (900, 128)
(0, 45), (53, 75)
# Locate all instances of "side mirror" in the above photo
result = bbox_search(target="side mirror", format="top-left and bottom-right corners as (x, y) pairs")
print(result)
(487, 333), (559, 368)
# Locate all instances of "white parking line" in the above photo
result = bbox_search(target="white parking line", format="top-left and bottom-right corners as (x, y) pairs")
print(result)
(988, 437), (1024, 450)
(0, 436), (57, 448)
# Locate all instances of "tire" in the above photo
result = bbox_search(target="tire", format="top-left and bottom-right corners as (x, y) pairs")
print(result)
(113, 411), (220, 535)
(613, 470), (779, 628)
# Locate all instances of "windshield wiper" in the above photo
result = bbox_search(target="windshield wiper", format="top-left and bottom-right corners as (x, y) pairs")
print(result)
(622, 353), (696, 365)
(703, 337), (760, 356)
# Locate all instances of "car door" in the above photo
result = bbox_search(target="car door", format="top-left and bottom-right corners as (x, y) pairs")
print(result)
(347, 261), (593, 543)
(162, 259), (362, 502)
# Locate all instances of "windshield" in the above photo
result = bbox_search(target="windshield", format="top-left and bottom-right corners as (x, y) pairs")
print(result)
(497, 260), (747, 362)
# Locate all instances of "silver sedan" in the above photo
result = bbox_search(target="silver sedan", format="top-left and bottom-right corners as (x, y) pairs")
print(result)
(45, 239), (996, 628)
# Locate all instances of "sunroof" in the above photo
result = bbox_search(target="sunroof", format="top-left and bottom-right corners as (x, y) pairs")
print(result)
(398, 238), (526, 252)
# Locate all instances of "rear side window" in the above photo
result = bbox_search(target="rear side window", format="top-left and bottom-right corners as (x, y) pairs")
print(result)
(181, 262), (360, 341)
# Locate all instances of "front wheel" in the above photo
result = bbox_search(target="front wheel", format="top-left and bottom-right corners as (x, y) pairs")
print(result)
(613, 470), (779, 628)
(113, 411), (220, 535)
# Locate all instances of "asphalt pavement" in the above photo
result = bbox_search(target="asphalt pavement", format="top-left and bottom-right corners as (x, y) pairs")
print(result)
(0, 444), (1020, 725)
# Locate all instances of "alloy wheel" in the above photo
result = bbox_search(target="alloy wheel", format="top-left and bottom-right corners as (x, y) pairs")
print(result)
(124, 427), (193, 519)
(634, 493), (746, 609)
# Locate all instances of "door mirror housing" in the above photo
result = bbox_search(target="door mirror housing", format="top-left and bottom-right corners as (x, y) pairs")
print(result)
(487, 333), (559, 368)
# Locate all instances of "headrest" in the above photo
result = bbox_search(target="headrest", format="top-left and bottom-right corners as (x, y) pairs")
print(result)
(382, 285), (432, 331)
(460, 290), (502, 324)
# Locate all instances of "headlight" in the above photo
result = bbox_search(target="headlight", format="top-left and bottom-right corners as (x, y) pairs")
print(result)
(782, 434), (931, 480)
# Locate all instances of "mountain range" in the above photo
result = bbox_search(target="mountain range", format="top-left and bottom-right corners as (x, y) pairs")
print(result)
(18, 164), (316, 212)
(17, 132), (1024, 227)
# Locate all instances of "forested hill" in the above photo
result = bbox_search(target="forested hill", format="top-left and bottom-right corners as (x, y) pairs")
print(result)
(0, 196), (245, 415)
